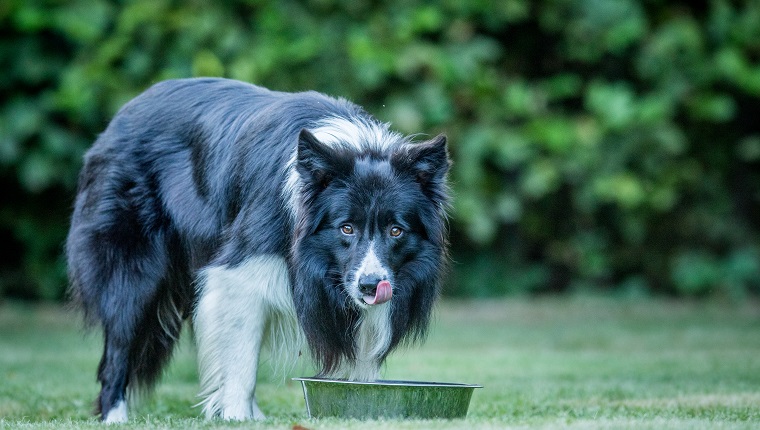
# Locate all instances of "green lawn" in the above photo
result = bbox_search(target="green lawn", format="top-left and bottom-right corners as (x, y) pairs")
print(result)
(1, 296), (759, 429)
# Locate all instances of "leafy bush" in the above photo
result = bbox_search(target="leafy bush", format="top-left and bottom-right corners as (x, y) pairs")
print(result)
(1, 0), (758, 300)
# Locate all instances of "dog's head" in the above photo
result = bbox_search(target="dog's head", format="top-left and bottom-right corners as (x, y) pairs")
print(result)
(290, 121), (450, 377)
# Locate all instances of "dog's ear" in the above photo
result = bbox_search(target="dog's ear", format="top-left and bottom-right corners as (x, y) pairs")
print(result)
(406, 134), (450, 190)
(394, 134), (450, 206)
(297, 129), (339, 189)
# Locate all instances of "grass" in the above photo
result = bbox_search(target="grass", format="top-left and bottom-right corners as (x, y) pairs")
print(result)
(1, 295), (759, 429)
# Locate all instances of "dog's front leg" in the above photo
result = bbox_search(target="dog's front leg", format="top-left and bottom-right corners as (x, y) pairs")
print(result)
(194, 262), (270, 420)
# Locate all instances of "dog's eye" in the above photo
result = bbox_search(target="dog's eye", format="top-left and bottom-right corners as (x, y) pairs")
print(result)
(389, 226), (403, 238)
(340, 224), (354, 235)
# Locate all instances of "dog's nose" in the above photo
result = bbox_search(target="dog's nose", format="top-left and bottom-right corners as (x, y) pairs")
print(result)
(358, 274), (383, 296)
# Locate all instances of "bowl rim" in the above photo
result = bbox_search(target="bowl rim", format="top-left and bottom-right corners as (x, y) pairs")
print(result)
(292, 377), (483, 388)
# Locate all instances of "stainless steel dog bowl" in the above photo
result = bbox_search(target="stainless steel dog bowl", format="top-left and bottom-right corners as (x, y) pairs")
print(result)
(293, 377), (482, 419)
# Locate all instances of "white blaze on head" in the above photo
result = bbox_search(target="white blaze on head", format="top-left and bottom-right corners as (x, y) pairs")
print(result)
(311, 116), (400, 151)
(358, 243), (387, 278)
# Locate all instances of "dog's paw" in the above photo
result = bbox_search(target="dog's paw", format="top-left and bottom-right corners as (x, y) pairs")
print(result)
(103, 400), (128, 424)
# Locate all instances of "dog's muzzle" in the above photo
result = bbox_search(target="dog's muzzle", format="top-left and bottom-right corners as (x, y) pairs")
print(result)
(359, 274), (392, 305)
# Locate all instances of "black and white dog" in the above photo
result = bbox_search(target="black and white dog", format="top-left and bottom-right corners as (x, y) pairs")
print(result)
(66, 78), (450, 422)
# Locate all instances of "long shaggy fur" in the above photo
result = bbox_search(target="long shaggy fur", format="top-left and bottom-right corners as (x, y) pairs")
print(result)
(66, 78), (450, 421)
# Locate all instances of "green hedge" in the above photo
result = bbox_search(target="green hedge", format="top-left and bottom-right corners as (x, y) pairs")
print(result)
(1, 0), (759, 300)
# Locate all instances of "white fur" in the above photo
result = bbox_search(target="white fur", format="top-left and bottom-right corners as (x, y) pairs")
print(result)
(329, 302), (393, 381)
(311, 116), (399, 151)
(356, 242), (388, 278)
(103, 400), (128, 424)
(282, 156), (302, 222)
(194, 255), (299, 421)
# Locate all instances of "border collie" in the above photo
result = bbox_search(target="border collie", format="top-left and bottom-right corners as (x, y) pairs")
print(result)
(66, 78), (450, 422)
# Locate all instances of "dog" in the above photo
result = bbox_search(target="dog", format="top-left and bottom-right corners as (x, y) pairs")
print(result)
(65, 78), (450, 422)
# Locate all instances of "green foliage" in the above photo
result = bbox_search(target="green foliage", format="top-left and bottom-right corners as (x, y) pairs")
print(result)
(0, 0), (759, 299)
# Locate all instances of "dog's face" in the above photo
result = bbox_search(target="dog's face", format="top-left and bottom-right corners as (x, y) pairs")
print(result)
(291, 127), (450, 375)
(294, 129), (449, 309)
(320, 159), (429, 309)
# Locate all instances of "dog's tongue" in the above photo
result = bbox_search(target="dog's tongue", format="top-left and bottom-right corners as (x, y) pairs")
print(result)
(363, 280), (392, 305)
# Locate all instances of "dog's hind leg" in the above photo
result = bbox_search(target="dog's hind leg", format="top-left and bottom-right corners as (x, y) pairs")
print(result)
(84, 229), (174, 422)
(194, 255), (292, 420)
(97, 332), (131, 423)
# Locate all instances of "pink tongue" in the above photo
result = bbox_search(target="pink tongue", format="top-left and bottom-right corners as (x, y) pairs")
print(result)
(364, 280), (392, 305)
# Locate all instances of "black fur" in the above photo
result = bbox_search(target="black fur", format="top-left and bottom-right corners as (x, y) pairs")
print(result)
(66, 78), (450, 420)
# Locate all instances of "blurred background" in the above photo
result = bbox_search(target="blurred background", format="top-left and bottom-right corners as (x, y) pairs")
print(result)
(1, 0), (759, 302)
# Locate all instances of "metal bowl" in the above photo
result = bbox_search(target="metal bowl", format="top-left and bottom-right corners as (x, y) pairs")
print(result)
(293, 377), (482, 419)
